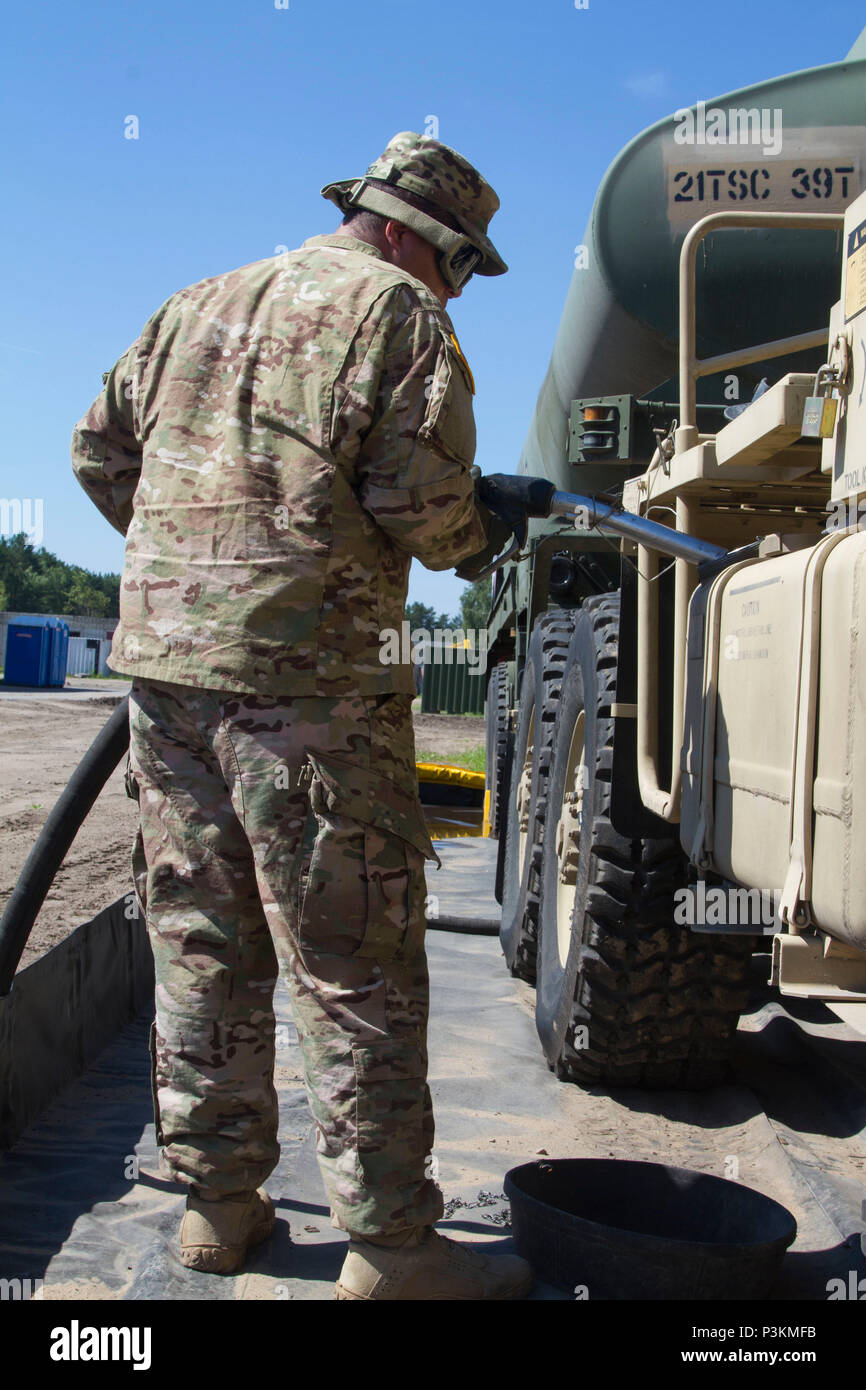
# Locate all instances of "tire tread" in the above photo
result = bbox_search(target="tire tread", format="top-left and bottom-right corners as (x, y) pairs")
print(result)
(546, 593), (753, 1090)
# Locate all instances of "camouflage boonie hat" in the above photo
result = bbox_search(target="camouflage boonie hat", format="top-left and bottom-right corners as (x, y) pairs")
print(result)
(322, 131), (507, 277)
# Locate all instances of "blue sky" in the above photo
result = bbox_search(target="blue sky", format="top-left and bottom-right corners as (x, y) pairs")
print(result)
(1, 1), (862, 618)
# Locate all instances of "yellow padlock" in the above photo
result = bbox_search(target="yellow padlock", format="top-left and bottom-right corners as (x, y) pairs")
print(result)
(819, 395), (838, 438)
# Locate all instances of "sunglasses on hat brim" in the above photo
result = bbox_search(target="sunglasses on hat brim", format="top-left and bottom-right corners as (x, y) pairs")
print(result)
(341, 178), (485, 292)
(437, 240), (483, 293)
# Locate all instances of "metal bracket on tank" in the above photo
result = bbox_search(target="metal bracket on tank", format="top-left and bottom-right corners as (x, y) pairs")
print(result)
(772, 931), (866, 1000)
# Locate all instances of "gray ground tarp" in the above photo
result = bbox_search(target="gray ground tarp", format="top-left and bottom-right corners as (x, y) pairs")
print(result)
(0, 896), (153, 1151)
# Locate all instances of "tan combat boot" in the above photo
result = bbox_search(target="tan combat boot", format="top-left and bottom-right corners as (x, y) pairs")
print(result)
(179, 1188), (276, 1274)
(334, 1227), (533, 1300)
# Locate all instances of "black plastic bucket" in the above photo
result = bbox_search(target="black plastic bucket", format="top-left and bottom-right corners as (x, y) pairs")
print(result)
(504, 1159), (797, 1299)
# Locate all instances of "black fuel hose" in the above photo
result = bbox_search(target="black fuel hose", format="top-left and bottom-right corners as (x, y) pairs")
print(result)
(0, 696), (131, 995)
(426, 918), (500, 936)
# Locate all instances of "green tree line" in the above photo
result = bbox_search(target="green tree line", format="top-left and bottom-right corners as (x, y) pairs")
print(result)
(406, 576), (491, 637)
(0, 534), (120, 618)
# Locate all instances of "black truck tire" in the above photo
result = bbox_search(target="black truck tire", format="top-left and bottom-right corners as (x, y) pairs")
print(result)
(500, 609), (576, 983)
(484, 663), (510, 840)
(534, 592), (754, 1089)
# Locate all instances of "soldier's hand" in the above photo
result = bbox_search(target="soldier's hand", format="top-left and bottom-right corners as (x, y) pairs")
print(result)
(476, 473), (555, 529)
(455, 501), (513, 581)
(455, 473), (555, 580)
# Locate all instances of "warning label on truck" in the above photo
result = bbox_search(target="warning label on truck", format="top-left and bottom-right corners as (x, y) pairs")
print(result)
(845, 216), (866, 323)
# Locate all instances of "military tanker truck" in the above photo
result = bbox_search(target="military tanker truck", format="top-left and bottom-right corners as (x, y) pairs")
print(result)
(483, 26), (866, 1088)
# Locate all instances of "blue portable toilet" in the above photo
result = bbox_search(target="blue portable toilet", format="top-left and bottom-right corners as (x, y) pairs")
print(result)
(3, 615), (52, 686)
(47, 618), (69, 687)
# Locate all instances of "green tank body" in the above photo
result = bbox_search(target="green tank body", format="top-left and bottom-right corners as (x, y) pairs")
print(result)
(520, 31), (866, 493)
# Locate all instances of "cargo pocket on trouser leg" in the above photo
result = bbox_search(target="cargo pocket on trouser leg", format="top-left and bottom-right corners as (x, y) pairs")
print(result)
(350, 1038), (444, 1235)
(124, 752), (139, 803)
(125, 745), (150, 923)
(148, 1020), (165, 1146)
(130, 824), (148, 923)
(298, 750), (440, 961)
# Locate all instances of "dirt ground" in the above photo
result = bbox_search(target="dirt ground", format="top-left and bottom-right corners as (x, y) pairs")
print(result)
(0, 694), (485, 972)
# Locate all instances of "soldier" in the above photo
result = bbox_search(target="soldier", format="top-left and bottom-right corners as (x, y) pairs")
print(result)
(71, 132), (532, 1300)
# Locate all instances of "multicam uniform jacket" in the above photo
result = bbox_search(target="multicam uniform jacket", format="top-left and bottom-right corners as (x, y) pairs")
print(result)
(71, 234), (487, 697)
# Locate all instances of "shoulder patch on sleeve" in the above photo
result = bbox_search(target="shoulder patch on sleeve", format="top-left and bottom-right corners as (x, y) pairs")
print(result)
(419, 329), (476, 467)
(448, 333), (475, 396)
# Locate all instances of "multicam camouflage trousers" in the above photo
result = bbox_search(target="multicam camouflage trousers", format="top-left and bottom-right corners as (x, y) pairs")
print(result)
(126, 678), (444, 1238)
